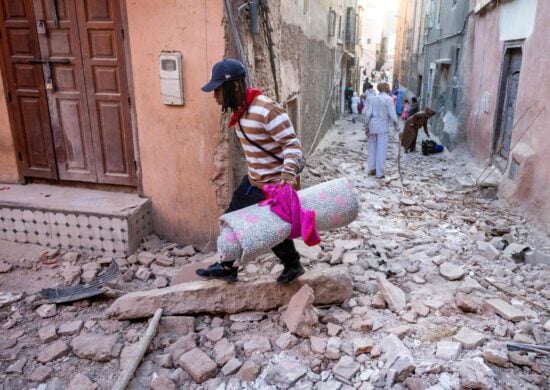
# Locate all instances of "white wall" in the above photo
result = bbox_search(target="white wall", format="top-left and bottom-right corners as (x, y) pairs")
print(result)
(499, 0), (537, 41)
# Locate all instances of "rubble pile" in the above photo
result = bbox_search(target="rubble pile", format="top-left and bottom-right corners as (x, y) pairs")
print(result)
(0, 118), (549, 389)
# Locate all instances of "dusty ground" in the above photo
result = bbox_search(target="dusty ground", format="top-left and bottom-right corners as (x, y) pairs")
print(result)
(0, 116), (549, 390)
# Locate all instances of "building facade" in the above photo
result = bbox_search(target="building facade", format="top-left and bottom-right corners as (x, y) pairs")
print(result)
(394, 0), (550, 231)
(0, 0), (363, 253)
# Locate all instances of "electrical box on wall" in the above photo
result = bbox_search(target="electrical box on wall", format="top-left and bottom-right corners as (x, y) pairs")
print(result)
(159, 51), (184, 105)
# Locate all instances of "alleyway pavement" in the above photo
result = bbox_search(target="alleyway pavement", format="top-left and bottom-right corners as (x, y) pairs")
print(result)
(0, 117), (549, 389)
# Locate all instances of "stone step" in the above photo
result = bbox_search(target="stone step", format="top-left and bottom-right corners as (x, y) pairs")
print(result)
(0, 184), (151, 256)
(107, 266), (353, 320)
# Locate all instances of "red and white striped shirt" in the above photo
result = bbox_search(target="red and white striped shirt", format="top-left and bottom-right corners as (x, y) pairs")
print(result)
(236, 95), (303, 187)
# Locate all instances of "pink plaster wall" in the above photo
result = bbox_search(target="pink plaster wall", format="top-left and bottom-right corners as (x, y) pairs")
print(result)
(466, 1), (550, 229)
(125, 1), (227, 245)
(0, 72), (21, 183)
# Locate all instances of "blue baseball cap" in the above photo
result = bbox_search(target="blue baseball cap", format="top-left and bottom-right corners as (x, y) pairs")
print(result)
(201, 59), (247, 92)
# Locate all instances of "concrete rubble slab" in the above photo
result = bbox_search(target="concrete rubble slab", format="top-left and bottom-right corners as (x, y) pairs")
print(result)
(376, 275), (407, 313)
(282, 283), (318, 336)
(486, 298), (526, 322)
(107, 266), (353, 319)
(453, 327), (486, 349)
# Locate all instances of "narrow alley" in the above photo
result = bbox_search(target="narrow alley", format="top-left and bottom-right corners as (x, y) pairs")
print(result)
(0, 1), (549, 389)
(0, 117), (548, 390)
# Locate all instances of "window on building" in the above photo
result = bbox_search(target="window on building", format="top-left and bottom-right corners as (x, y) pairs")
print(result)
(345, 7), (356, 46)
(437, 0), (442, 27)
(453, 47), (461, 76)
(338, 15), (343, 42)
(303, 0), (309, 14)
(328, 9), (336, 37)
(367, 38), (371, 44)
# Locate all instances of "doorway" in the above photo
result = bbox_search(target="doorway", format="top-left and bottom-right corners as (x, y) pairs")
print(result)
(0, 0), (136, 186)
(493, 44), (522, 165)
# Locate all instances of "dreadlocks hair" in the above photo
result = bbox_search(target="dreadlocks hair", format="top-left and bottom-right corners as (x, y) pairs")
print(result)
(222, 79), (246, 112)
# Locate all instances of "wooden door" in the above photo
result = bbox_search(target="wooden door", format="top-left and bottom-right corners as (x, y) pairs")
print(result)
(497, 49), (522, 161)
(75, 0), (135, 185)
(0, 0), (136, 185)
(33, 0), (98, 182)
(0, 0), (57, 178)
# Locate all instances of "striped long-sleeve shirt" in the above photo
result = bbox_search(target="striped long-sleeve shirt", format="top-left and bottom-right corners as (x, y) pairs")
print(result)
(236, 95), (303, 187)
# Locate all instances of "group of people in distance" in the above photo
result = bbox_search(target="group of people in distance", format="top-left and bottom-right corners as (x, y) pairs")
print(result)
(361, 82), (436, 179)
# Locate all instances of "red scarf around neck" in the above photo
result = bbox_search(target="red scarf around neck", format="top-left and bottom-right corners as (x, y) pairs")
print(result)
(229, 87), (263, 127)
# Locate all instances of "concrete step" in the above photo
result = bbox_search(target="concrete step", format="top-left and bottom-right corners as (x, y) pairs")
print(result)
(0, 184), (152, 256)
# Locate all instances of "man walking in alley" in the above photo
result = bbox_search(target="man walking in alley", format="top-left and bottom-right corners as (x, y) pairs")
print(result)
(196, 59), (305, 284)
(364, 82), (399, 179)
(400, 108), (436, 152)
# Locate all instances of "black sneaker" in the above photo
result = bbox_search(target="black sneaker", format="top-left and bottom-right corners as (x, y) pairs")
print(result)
(276, 264), (305, 285)
(195, 262), (238, 282)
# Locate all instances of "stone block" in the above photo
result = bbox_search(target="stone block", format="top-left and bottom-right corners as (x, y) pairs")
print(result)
(107, 266), (353, 319)
(178, 347), (217, 383)
(376, 275), (406, 313)
(486, 299), (525, 322)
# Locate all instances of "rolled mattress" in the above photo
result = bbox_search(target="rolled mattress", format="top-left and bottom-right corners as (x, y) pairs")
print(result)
(217, 178), (359, 264)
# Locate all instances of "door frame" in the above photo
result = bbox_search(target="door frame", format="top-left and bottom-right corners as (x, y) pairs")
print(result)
(492, 39), (524, 167)
(0, 0), (142, 191)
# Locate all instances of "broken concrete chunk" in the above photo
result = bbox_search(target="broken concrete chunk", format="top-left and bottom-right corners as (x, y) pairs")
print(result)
(326, 337), (342, 360)
(37, 340), (69, 363)
(458, 357), (496, 389)
(243, 335), (271, 356)
(27, 365), (53, 382)
(310, 336), (327, 354)
(237, 360), (261, 382)
(435, 341), (462, 360)
(353, 337), (373, 355)
(222, 358), (243, 376)
(213, 338), (235, 366)
(70, 333), (119, 362)
(36, 303), (57, 318)
(135, 266), (152, 281)
(282, 284), (319, 337)
(178, 347), (217, 383)
(439, 262), (465, 281)
(166, 333), (197, 363)
(264, 358), (307, 387)
(58, 320), (83, 335)
(137, 251), (156, 266)
(159, 316), (195, 336)
(229, 311), (266, 322)
(38, 324), (58, 342)
(67, 373), (98, 390)
(0, 292), (24, 308)
(485, 298), (526, 322)
(380, 334), (415, 382)
(376, 275), (406, 312)
(107, 266), (352, 319)
(483, 348), (510, 367)
(150, 372), (176, 390)
(332, 356), (360, 382)
(453, 327), (486, 349)
(275, 332), (298, 350)
(7, 358), (27, 374)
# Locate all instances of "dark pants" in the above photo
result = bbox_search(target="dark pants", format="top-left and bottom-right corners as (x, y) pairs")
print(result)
(225, 176), (300, 267)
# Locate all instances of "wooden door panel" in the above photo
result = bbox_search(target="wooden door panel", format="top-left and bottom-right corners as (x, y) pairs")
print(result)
(34, 0), (97, 182)
(0, 0), (57, 178)
(77, 0), (135, 185)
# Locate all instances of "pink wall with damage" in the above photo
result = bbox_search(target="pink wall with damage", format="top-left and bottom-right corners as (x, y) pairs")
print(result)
(125, 1), (228, 245)
(466, 1), (550, 230)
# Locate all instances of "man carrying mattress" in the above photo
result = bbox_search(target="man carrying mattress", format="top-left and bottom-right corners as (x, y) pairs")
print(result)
(196, 59), (305, 284)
